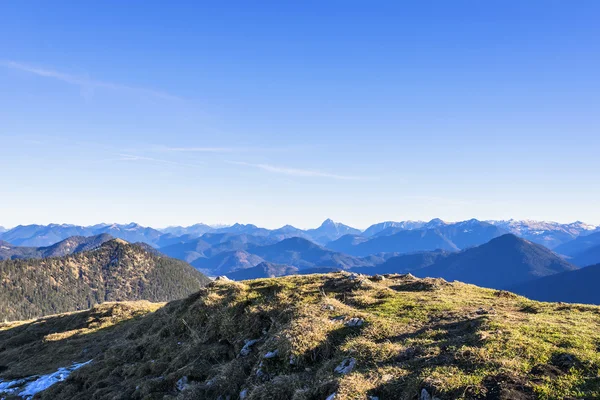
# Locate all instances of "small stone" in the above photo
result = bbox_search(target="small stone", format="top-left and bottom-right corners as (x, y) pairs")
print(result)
(289, 355), (296, 365)
(176, 376), (189, 392)
(206, 377), (216, 387)
(372, 275), (385, 281)
(334, 358), (356, 374)
(326, 393), (336, 400)
(264, 349), (279, 359)
(345, 317), (364, 327)
(239, 389), (249, 399)
(368, 397), (380, 400)
(240, 339), (259, 356)
(420, 389), (441, 400)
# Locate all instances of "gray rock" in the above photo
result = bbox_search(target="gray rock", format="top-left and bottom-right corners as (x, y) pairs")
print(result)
(240, 339), (259, 356)
(264, 349), (279, 359)
(176, 376), (189, 392)
(420, 388), (441, 400)
(239, 389), (249, 399)
(334, 357), (356, 374)
(348, 272), (361, 280)
(345, 317), (364, 327)
(215, 276), (231, 281)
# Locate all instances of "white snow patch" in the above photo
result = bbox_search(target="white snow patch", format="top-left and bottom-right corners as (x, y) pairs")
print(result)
(0, 360), (91, 399)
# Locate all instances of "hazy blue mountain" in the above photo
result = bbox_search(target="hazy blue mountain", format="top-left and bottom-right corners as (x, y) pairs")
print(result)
(95, 223), (163, 246)
(415, 234), (578, 289)
(362, 221), (426, 237)
(570, 244), (600, 267)
(434, 219), (507, 249)
(327, 229), (459, 257)
(200, 233), (276, 253)
(0, 223), (164, 247)
(191, 250), (264, 275)
(0, 224), (94, 247)
(154, 233), (201, 248)
(304, 219), (361, 244)
(326, 234), (369, 252)
(159, 223), (215, 237)
(489, 220), (598, 249)
(511, 263), (600, 305)
(0, 234), (113, 260)
(0, 227), (6, 234)
(250, 237), (372, 270)
(159, 237), (213, 263)
(554, 231), (600, 257)
(226, 261), (298, 280)
(268, 225), (312, 241)
(213, 223), (272, 236)
(352, 250), (452, 275)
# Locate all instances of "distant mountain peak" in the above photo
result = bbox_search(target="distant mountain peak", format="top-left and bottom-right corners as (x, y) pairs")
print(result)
(102, 238), (129, 247)
(320, 218), (337, 227)
(427, 218), (446, 226)
(489, 233), (524, 245)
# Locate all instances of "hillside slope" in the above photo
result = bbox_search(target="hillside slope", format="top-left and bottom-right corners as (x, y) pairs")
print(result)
(1, 273), (599, 400)
(511, 263), (600, 304)
(0, 239), (210, 321)
(554, 231), (600, 256)
(570, 244), (600, 267)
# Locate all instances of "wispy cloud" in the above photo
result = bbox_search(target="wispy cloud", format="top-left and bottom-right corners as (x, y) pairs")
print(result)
(117, 153), (203, 168)
(160, 146), (245, 153)
(228, 161), (370, 181)
(0, 60), (181, 101)
(157, 145), (302, 153)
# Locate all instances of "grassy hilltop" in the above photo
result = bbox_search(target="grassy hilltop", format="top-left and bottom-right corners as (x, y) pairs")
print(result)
(1, 272), (600, 399)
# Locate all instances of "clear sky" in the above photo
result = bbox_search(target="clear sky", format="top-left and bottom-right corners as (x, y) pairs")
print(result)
(1, 1), (599, 229)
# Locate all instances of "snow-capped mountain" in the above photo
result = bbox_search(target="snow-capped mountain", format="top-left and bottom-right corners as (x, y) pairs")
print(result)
(362, 221), (427, 237)
(488, 220), (599, 249)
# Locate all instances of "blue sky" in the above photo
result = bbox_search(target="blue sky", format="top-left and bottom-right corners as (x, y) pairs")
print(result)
(1, 1), (599, 229)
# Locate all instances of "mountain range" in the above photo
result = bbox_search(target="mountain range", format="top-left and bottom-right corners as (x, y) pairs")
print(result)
(2, 218), (600, 305)
(2, 218), (597, 251)
(488, 219), (598, 249)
